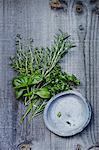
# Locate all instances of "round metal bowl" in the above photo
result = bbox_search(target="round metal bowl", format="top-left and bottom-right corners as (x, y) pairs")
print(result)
(44, 91), (91, 137)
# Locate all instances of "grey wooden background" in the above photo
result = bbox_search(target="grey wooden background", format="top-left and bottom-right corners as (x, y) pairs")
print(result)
(0, 0), (99, 150)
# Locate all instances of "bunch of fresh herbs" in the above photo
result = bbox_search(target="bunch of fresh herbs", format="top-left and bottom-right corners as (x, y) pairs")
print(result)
(10, 30), (80, 124)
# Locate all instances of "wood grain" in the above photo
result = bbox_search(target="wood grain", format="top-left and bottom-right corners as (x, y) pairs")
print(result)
(0, 0), (99, 149)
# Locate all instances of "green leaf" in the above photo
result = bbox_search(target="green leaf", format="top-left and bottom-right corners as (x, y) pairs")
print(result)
(36, 87), (50, 99)
(23, 90), (34, 97)
(28, 73), (43, 85)
(57, 112), (62, 118)
(13, 75), (28, 89)
(13, 78), (22, 87)
(15, 89), (25, 99)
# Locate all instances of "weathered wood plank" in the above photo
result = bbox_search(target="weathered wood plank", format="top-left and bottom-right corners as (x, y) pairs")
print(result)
(0, 0), (17, 149)
(0, 0), (99, 149)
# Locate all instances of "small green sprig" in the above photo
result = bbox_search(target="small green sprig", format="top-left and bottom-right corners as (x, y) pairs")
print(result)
(57, 112), (62, 118)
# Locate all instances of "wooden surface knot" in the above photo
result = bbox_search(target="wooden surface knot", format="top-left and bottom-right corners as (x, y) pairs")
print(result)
(49, 0), (63, 9)
(79, 25), (84, 31)
(49, 0), (67, 10)
(76, 144), (82, 150)
(75, 1), (83, 13)
(17, 142), (32, 150)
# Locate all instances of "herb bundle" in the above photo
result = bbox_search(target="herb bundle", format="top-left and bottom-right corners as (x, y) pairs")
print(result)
(10, 31), (80, 123)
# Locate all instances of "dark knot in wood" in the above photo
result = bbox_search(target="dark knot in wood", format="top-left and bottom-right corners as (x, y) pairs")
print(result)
(17, 142), (32, 150)
(49, 0), (63, 9)
(76, 144), (82, 150)
(49, 0), (67, 10)
(75, 2), (83, 13)
(79, 25), (84, 31)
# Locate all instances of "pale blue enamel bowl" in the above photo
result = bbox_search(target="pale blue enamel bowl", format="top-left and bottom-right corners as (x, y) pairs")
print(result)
(44, 91), (91, 137)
